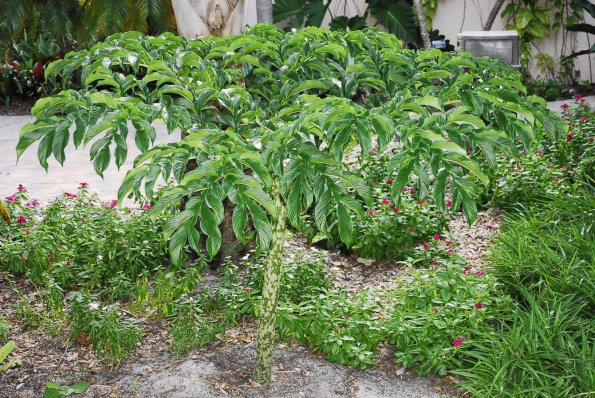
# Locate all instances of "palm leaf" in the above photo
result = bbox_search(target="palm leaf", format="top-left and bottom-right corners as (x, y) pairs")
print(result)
(366, 0), (420, 43)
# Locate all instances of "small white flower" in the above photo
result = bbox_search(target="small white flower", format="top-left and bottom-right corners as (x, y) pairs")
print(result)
(89, 302), (100, 310)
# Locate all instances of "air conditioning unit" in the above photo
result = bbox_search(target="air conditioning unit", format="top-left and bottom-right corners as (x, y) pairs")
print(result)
(457, 31), (520, 69)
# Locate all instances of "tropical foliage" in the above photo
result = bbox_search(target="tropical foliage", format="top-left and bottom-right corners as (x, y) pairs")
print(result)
(16, 24), (563, 383)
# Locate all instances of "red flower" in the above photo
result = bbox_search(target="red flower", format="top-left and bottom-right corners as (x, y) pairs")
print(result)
(417, 200), (427, 205)
(463, 268), (471, 276)
(32, 60), (44, 79)
(446, 247), (457, 253)
(537, 151), (543, 156)
(401, 245), (407, 251)
(17, 184), (26, 191)
(580, 117), (588, 123)
(553, 177), (561, 183)
(393, 207), (400, 214)
(423, 242), (430, 250)
(367, 210), (377, 215)
(385, 179), (393, 184)
(446, 200), (452, 207)
(575, 94), (583, 101)
(110, 200), (118, 207)
(474, 302), (483, 309)
(80, 182), (89, 188)
(588, 136), (594, 143)
(433, 234), (441, 240)
(402, 186), (409, 193)
(567, 133), (574, 141)
(410, 188), (417, 194)
(5, 195), (16, 203)
(408, 227), (414, 233)
(66, 261), (71, 266)
(431, 307), (439, 314)
(560, 165), (568, 170)
(64, 192), (77, 198)
(452, 337), (464, 347)
(143, 204), (153, 210)
(381, 198), (392, 205)
(24, 230), (30, 236)
(16, 216), (27, 224)
(474, 271), (484, 277)
(561, 103), (569, 109)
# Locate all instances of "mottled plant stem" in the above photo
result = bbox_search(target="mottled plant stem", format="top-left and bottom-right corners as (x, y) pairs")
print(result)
(253, 188), (286, 385)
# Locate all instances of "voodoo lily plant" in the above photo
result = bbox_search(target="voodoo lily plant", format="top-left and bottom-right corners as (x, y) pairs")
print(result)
(16, 24), (563, 383)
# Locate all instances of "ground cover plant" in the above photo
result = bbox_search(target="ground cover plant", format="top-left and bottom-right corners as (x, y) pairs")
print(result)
(13, 23), (564, 385)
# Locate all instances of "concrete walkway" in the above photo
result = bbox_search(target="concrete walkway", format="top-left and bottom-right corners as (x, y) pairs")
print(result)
(1, 95), (594, 203)
(0, 117), (177, 204)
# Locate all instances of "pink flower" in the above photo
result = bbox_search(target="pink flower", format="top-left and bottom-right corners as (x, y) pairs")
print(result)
(110, 200), (118, 207)
(561, 103), (569, 109)
(385, 179), (393, 184)
(519, 151), (525, 156)
(553, 177), (561, 183)
(431, 307), (439, 314)
(393, 207), (400, 214)
(514, 167), (523, 172)
(80, 182), (89, 188)
(402, 186), (409, 193)
(474, 302), (483, 309)
(575, 94), (583, 101)
(17, 184), (26, 192)
(537, 151), (543, 156)
(446, 247), (457, 253)
(143, 204), (153, 210)
(367, 210), (377, 215)
(423, 242), (430, 250)
(446, 200), (452, 207)
(382, 198), (392, 205)
(474, 271), (485, 277)
(452, 337), (464, 347)
(371, 147), (377, 153)
(408, 227), (414, 233)
(6, 195), (16, 203)
(429, 262), (439, 268)
(433, 234), (441, 240)
(417, 200), (427, 205)
(560, 165), (568, 170)
(567, 133), (574, 141)
(64, 192), (77, 198)
(16, 216), (27, 224)
(24, 230), (30, 235)
(401, 245), (407, 251)
(410, 188), (417, 194)
(463, 268), (471, 276)
(25, 199), (40, 207)
(580, 117), (588, 123)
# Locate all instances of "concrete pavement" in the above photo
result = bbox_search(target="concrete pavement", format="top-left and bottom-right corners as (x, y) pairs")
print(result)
(0, 116), (177, 204)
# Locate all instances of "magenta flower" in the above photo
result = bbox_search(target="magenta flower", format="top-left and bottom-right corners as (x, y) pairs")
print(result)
(16, 216), (27, 224)
(417, 200), (427, 205)
(446, 200), (452, 207)
(6, 195), (16, 203)
(423, 242), (430, 250)
(110, 200), (118, 207)
(64, 192), (77, 198)
(446, 247), (457, 253)
(561, 103), (569, 109)
(580, 117), (588, 123)
(474, 302), (483, 309)
(410, 188), (417, 194)
(431, 307), (439, 314)
(463, 268), (471, 276)
(560, 165), (568, 170)
(575, 94), (583, 100)
(393, 207), (400, 214)
(80, 182), (89, 188)
(537, 151), (543, 156)
(567, 133), (574, 141)
(371, 147), (377, 153)
(407, 227), (414, 233)
(367, 210), (377, 215)
(66, 261), (71, 266)
(553, 177), (561, 183)
(433, 234), (441, 240)
(17, 184), (26, 192)
(381, 198), (392, 205)
(452, 337), (464, 347)
(24, 230), (31, 235)
(402, 186), (409, 193)
(385, 179), (393, 184)
(474, 271), (485, 277)
(429, 262), (439, 268)
(143, 204), (153, 210)
(401, 245), (407, 251)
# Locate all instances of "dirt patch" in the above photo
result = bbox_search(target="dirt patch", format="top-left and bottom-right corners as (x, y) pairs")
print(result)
(0, 98), (35, 116)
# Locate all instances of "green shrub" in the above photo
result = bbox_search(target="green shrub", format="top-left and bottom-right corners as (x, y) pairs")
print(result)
(68, 292), (143, 365)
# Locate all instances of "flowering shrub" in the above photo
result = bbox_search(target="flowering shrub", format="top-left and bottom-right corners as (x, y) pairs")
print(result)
(0, 185), (167, 292)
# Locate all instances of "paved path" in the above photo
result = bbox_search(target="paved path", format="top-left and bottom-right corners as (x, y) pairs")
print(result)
(0, 117), (177, 204)
(1, 95), (593, 203)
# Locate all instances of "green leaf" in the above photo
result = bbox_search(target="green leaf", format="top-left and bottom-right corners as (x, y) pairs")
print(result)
(246, 200), (273, 249)
(443, 155), (489, 188)
(17, 121), (56, 160)
(232, 205), (248, 241)
(336, 202), (353, 245)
